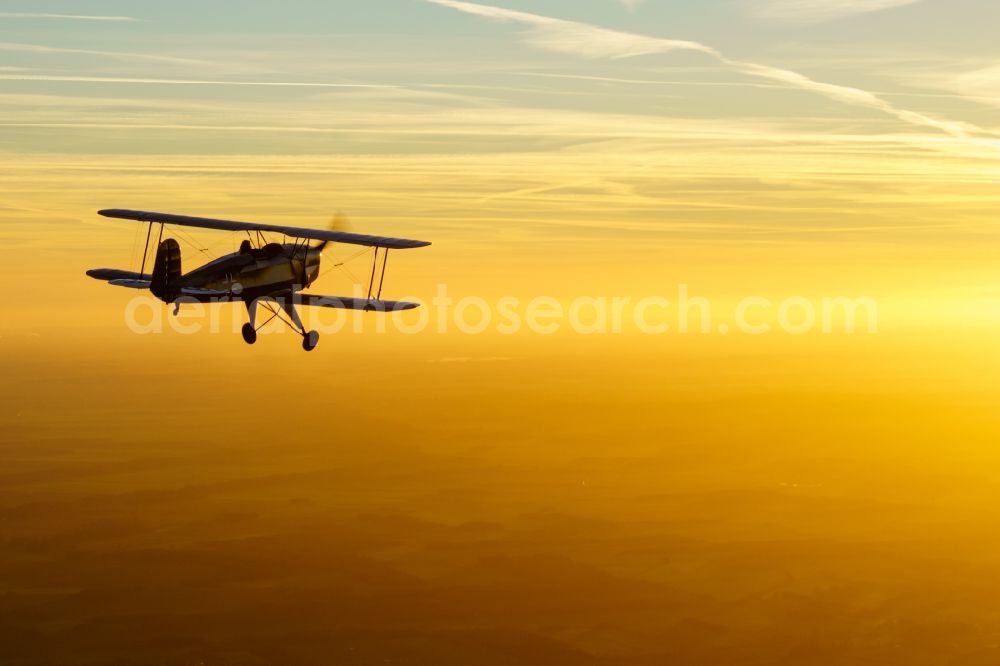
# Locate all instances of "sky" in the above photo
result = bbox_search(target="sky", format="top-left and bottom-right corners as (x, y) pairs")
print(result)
(3, 2), (1000, 664)
(3, 0), (1000, 313)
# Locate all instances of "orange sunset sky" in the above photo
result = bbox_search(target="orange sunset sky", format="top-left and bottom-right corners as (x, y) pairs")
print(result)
(3, 1), (1000, 664)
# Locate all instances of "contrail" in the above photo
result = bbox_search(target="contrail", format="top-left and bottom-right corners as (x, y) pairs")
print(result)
(0, 74), (396, 89)
(0, 12), (141, 21)
(425, 0), (979, 139)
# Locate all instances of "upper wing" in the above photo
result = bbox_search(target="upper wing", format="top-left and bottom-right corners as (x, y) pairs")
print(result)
(98, 209), (431, 250)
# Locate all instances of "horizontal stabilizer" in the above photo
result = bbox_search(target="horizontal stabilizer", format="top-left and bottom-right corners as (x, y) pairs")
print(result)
(102, 278), (228, 299)
(109, 279), (151, 289)
(181, 287), (230, 297)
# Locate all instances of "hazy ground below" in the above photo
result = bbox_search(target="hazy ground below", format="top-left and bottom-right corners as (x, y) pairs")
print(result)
(2, 330), (1000, 665)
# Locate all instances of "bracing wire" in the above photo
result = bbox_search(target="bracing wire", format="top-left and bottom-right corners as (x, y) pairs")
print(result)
(171, 227), (217, 260)
(257, 301), (300, 334)
(318, 246), (369, 283)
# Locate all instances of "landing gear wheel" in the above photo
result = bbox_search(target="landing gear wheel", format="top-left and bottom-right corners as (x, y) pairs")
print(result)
(241, 323), (257, 345)
(302, 330), (319, 352)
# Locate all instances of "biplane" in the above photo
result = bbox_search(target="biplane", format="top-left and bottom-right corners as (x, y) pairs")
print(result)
(87, 209), (431, 351)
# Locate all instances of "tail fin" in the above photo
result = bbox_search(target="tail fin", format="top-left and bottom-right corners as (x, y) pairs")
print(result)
(150, 238), (182, 302)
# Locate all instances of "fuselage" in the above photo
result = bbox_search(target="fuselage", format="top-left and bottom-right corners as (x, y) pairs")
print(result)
(180, 242), (323, 298)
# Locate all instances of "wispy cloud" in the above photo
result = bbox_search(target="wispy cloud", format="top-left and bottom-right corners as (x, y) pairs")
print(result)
(517, 71), (789, 90)
(0, 74), (395, 89)
(0, 12), (141, 22)
(619, 0), (645, 11)
(517, 70), (1000, 105)
(936, 63), (1000, 109)
(750, 0), (924, 24)
(425, 0), (979, 139)
(0, 42), (211, 66)
(856, 54), (1000, 110)
(427, 0), (715, 59)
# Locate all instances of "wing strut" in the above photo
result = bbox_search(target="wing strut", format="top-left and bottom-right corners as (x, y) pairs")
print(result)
(378, 249), (390, 300)
(139, 221), (153, 279)
(366, 247), (391, 300)
(136, 221), (166, 279)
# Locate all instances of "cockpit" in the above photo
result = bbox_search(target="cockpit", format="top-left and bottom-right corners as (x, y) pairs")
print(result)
(239, 240), (286, 259)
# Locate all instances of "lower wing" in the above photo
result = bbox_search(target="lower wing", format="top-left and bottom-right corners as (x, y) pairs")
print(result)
(299, 294), (420, 311)
(88, 268), (228, 298)
(89, 270), (418, 310)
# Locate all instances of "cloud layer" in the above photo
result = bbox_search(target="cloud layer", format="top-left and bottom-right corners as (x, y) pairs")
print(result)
(426, 0), (975, 139)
